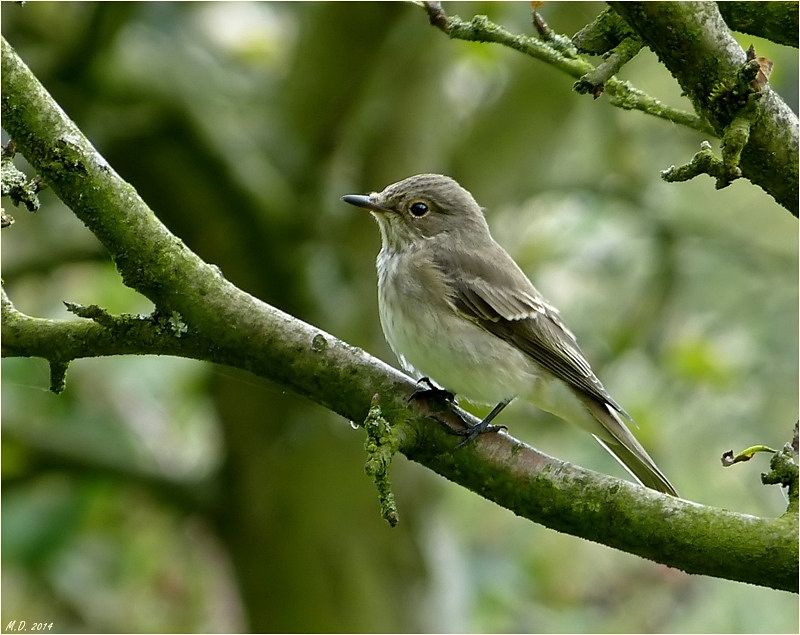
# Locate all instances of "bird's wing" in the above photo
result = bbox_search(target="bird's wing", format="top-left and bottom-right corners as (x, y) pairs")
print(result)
(432, 243), (678, 494)
(434, 245), (627, 416)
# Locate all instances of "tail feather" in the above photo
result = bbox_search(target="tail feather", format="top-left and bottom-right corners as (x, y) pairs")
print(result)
(579, 396), (678, 496)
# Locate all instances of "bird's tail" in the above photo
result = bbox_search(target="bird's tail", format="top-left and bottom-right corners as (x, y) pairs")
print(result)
(578, 395), (678, 496)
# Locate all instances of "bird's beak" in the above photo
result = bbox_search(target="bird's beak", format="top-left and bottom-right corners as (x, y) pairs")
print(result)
(341, 194), (391, 214)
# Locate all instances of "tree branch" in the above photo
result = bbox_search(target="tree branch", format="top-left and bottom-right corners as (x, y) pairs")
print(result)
(422, 2), (797, 215)
(2, 35), (797, 592)
(717, 1), (799, 48)
(421, 2), (714, 134)
(608, 2), (799, 215)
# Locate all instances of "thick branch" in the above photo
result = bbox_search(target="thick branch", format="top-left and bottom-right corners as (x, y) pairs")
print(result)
(5, 299), (798, 591)
(608, 2), (799, 215)
(2, 36), (797, 592)
(717, 1), (799, 48)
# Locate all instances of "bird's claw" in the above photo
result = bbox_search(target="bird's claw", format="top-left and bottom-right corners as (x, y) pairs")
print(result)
(430, 411), (507, 449)
(451, 421), (507, 450)
(409, 378), (507, 449)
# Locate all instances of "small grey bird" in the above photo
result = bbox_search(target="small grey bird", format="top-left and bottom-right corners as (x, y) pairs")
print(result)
(342, 174), (677, 496)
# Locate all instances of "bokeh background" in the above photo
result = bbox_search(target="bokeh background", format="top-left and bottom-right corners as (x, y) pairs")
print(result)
(2, 2), (797, 632)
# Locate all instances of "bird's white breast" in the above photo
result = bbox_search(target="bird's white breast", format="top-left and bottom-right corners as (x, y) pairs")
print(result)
(376, 247), (541, 405)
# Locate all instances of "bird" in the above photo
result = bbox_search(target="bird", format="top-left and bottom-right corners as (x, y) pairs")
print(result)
(342, 173), (677, 496)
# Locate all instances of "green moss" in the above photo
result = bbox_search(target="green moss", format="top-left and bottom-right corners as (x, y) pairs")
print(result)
(362, 394), (415, 527)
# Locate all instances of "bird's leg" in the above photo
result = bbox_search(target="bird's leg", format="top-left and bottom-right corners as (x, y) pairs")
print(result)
(409, 379), (509, 448)
(452, 398), (511, 449)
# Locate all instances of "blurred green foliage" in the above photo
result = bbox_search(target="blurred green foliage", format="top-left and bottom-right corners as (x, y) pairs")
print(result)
(2, 2), (797, 632)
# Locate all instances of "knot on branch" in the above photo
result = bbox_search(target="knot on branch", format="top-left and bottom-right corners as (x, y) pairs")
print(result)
(573, 35), (643, 99)
(64, 302), (118, 327)
(661, 140), (743, 190)
(709, 46), (773, 120)
(64, 302), (189, 338)
(661, 46), (775, 193)
(48, 359), (69, 394)
(572, 7), (634, 55)
(422, 1), (449, 33)
(1, 139), (44, 225)
(530, 5), (579, 58)
(760, 427), (799, 513)
(572, 7), (642, 99)
(723, 425), (800, 514)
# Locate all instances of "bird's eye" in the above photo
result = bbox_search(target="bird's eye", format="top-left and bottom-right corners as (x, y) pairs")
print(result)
(409, 201), (429, 217)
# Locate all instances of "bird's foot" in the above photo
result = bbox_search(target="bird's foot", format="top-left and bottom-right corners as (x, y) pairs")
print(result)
(449, 397), (511, 449)
(408, 376), (455, 403)
(409, 378), (507, 449)
(449, 417), (507, 450)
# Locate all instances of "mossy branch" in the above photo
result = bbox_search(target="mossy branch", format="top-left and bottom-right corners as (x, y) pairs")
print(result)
(717, 1), (799, 49)
(422, 2), (797, 215)
(608, 2), (798, 215)
(2, 35), (798, 592)
(1, 140), (43, 226)
(421, 2), (713, 134)
(573, 35), (643, 99)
